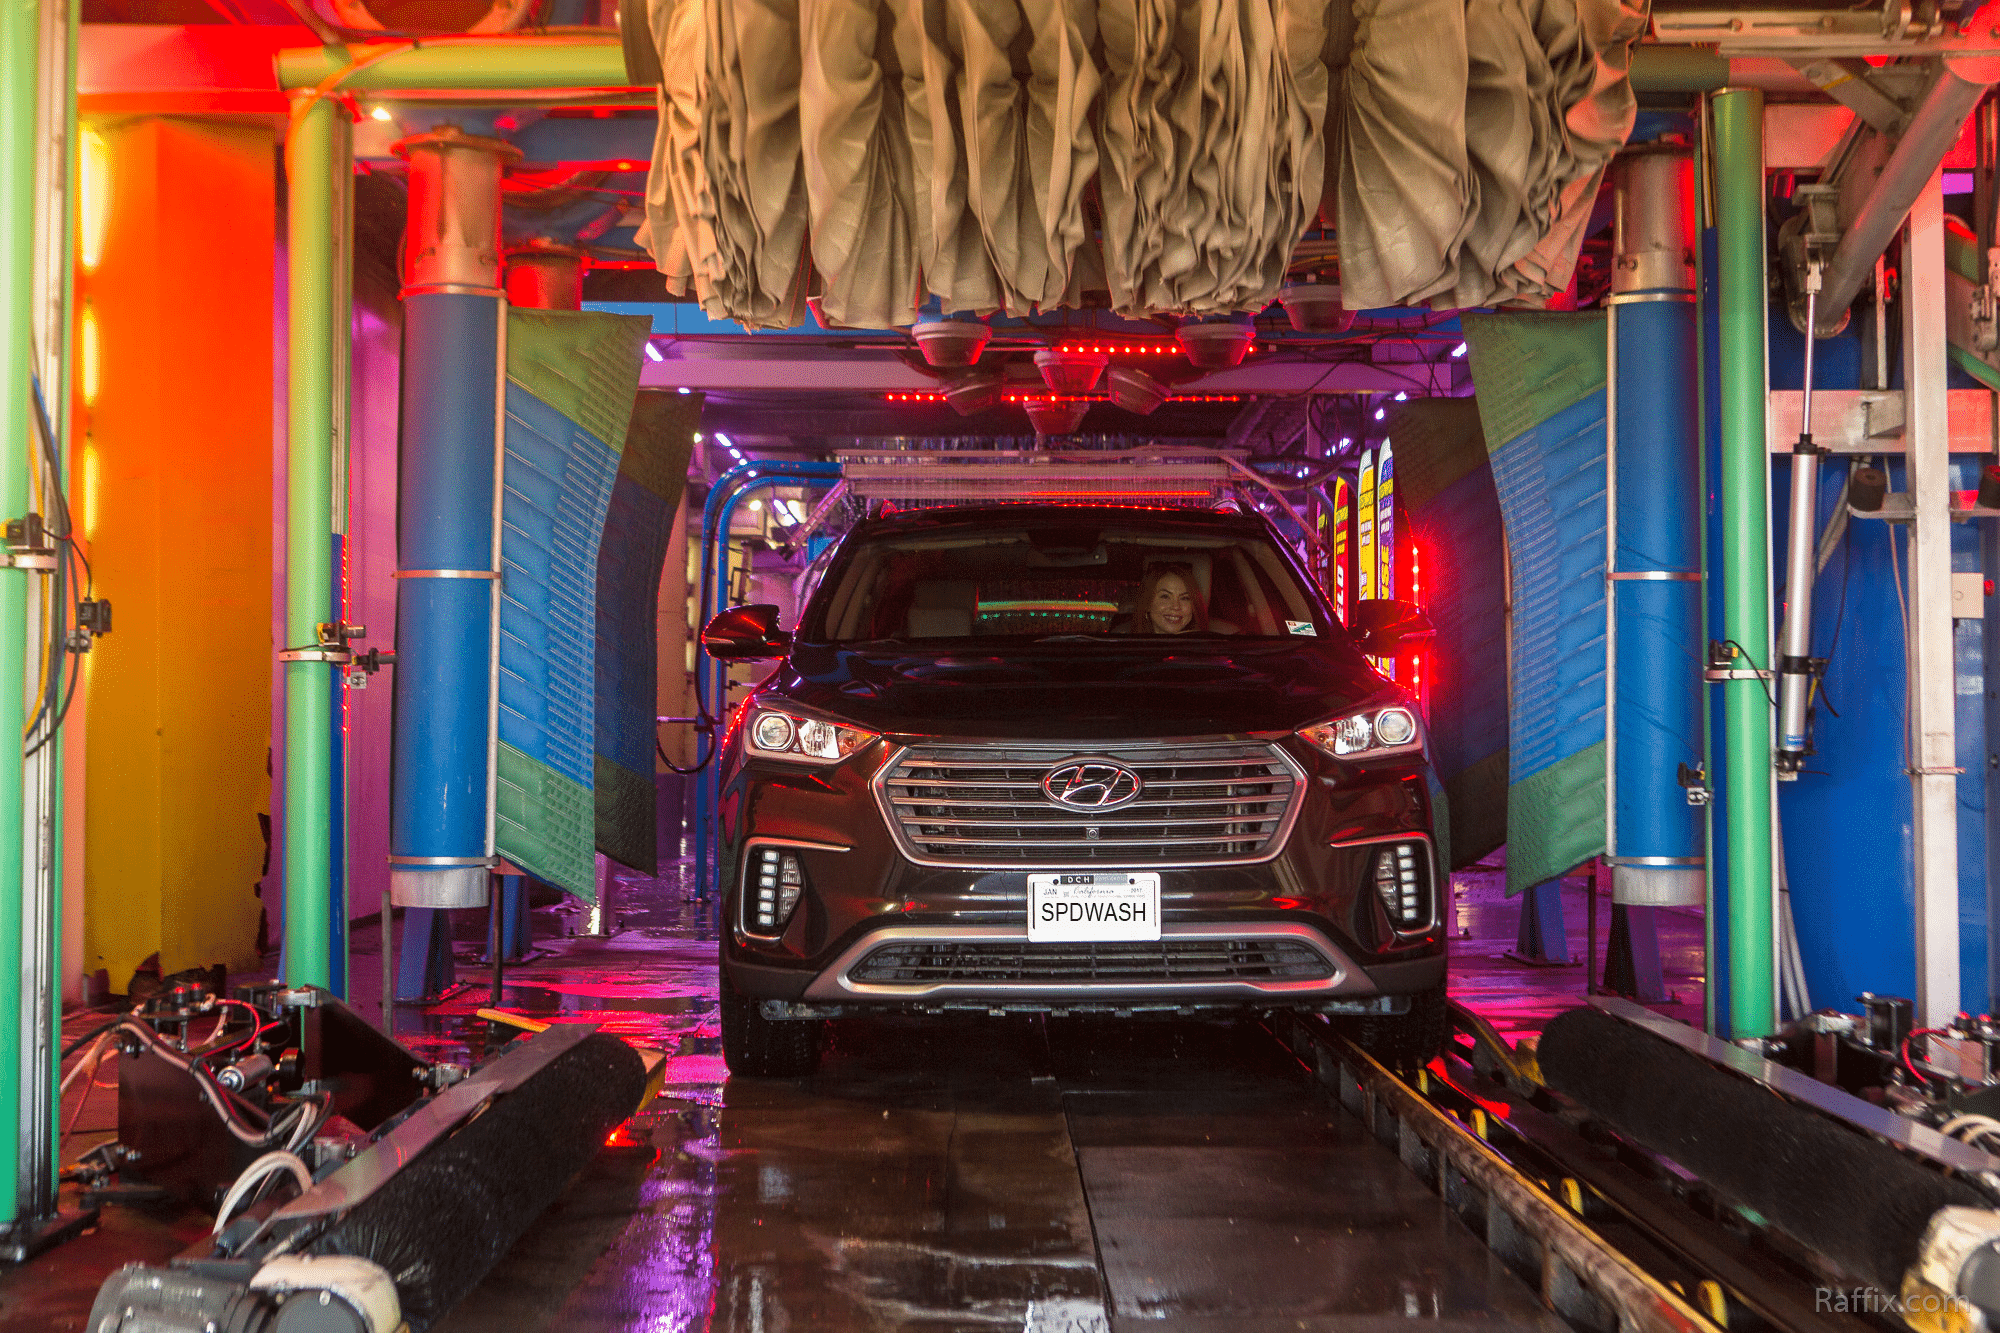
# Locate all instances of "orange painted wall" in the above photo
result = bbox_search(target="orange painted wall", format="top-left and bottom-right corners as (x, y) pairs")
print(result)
(77, 115), (275, 988)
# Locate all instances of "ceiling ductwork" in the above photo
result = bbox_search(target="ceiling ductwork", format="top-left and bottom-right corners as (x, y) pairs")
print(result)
(911, 320), (991, 368)
(1023, 399), (1089, 437)
(1033, 348), (1108, 394)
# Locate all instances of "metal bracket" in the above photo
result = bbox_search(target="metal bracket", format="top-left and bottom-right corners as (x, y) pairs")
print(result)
(1676, 761), (1713, 808)
(2, 512), (57, 572)
(1705, 668), (1775, 681)
(1777, 188), (1845, 336)
(279, 621), (368, 666)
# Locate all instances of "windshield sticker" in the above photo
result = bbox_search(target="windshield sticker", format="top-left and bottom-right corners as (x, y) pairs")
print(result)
(1286, 621), (1317, 637)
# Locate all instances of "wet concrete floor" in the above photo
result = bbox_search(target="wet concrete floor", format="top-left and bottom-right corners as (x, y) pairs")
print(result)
(6, 845), (1686, 1331)
(438, 1013), (1566, 1333)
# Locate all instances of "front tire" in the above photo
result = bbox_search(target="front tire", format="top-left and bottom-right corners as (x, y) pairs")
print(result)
(720, 965), (823, 1078)
(1337, 982), (1447, 1071)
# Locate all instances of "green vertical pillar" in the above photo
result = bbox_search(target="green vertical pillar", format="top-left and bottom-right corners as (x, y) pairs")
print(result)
(284, 98), (337, 988)
(1712, 89), (1777, 1038)
(0, 0), (37, 1226)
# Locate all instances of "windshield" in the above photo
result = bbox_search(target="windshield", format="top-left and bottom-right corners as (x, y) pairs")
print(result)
(805, 515), (1331, 643)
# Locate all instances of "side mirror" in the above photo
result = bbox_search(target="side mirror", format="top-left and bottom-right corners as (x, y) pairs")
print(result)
(1350, 598), (1435, 656)
(701, 604), (792, 661)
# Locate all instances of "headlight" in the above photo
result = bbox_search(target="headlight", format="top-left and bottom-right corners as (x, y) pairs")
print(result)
(1299, 706), (1423, 760)
(745, 707), (877, 764)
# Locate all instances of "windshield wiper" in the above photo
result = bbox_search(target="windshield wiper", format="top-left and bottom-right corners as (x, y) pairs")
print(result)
(1033, 633), (1119, 643)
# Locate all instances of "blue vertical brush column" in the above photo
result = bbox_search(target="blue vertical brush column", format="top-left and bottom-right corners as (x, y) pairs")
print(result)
(388, 127), (520, 998)
(1605, 143), (1708, 999)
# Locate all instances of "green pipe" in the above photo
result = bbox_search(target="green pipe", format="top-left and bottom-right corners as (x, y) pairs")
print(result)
(1712, 89), (1777, 1039)
(278, 36), (630, 92)
(0, 0), (36, 1227)
(1630, 47), (1731, 94)
(283, 32), (1711, 98)
(284, 98), (339, 989)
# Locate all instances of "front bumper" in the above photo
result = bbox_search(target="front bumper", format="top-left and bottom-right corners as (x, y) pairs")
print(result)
(718, 732), (1445, 1010)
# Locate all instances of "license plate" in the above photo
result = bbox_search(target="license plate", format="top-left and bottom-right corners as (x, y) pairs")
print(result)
(1027, 872), (1161, 942)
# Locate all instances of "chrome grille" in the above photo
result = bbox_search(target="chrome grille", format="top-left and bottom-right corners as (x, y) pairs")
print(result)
(850, 939), (1333, 985)
(877, 741), (1301, 867)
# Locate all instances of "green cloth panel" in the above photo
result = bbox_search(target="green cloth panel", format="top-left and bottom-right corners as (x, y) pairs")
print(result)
(496, 308), (651, 900)
(1384, 398), (1491, 509)
(506, 308), (651, 453)
(1388, 397), (1511, 868)
(594, 755), (657, 875)
(1505, 742), (1607, 897)
(1460, 311), (1606, 456)
(1446, 749), (1509, 874)
(497, 742), (597, 901)
(593, 391), (700, 872)
(1463, 311), (1610, 895)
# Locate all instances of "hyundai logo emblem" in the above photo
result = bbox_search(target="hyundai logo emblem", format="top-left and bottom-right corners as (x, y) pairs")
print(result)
(1043, 761), (1143, 810)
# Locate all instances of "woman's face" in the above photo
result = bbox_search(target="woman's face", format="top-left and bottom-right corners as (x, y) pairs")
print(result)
(1147, 572), (1195, 634)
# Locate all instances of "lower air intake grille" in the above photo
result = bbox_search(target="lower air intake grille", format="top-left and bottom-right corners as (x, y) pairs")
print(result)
(849, 938), (1334, 985)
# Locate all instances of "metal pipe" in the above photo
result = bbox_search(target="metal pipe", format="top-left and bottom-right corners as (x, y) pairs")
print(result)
(1712, 89), (1778, 1039)
(1607, 145), (1706, 911)
(277, 37), (632, 92)
(1776, 276), (1822, 770)
(20, 0), (75, 1226)
(503, 243), (583, 311)
(283, 95), (342, 989)
(1815, 60), (1999, 337)
(0, 0), (36, 1230)
(387, 126), (516, 914)
(1905, 176), (1962, 1028)
(692, 462), (841, 904)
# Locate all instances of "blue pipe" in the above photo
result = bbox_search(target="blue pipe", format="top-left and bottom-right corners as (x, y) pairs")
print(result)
(389, 292), (502, 908)
(692, 462), (843, 906)
(1611, 296), (1706, 901)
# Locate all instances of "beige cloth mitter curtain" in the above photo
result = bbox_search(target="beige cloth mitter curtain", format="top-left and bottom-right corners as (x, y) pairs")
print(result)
(634, 0), (1649, 329)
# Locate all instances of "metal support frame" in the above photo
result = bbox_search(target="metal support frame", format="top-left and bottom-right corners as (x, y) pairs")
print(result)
(1904, 173), (1962, 1027)
(1507, 879), (1572, 966)
(13, 0), (79, 1246)
(0, 0), (38, 1234)
(691, 462), (843, 904)
(1812, 58), (2000, 336)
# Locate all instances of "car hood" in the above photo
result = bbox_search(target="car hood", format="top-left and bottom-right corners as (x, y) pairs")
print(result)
(764, 640), (1396, 741)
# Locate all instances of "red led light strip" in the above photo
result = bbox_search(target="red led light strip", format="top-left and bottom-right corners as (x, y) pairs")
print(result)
(879, 392), (1245, 404)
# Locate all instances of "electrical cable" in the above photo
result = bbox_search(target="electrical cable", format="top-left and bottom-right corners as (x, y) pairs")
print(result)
(108, 1020), (278, 1146)
(1904, 1027), (1948, 1086)
(656, 696), (719, 776)
(58, 1035), (114, 1165)
(61, 1018), (120, 1061)
(1942, 1113), (2000, 1151)
(211, 1152), (314, 1236)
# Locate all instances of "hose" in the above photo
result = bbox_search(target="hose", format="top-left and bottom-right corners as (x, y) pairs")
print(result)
(211, 1152), (314, 1236)
(110, 1020), (275, 1146)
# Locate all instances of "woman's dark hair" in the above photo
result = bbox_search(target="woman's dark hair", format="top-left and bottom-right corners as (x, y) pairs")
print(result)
(1131, 561), (1208, 634)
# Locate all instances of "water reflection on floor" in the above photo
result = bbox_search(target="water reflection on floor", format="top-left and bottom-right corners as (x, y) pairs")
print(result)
(9, 846), (1690, 1332)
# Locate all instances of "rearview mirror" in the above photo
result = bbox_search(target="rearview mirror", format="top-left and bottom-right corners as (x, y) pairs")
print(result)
(701, 604), (792, 661)
(1350, 599), (1435, 656)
